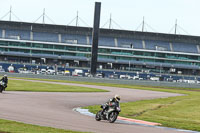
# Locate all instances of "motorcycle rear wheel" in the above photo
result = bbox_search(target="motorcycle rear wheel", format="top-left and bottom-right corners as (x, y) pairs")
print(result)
(95, 110), (102, 121)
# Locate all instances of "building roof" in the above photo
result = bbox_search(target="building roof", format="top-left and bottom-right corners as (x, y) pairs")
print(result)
(0, 20), (200, 44)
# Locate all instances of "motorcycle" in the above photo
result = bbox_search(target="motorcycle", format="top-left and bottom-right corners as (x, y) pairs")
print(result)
(0, 81), (6, 93)
(95, 102), (121, 123)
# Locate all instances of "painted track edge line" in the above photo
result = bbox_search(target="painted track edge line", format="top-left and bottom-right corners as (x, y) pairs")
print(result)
(73, 107), (200, 133)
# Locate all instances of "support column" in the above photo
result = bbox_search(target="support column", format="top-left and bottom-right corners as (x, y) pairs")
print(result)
(142, 40), (146, 49)
(90, 2), (101, 76)
(30, 31), (33, 40)
(2, 30), (5, 38)
(169, 42), (173, 52)
(114, 38), (118, 47)
(58, 34), (61, 43)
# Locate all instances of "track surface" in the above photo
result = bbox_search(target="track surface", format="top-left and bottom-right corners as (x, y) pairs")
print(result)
(0, 79), (187, 133)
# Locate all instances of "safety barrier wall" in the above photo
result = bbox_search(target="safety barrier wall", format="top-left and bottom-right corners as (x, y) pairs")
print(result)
(2, 72), (200, 89)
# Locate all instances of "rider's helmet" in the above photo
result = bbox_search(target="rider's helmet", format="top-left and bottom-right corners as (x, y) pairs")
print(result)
(3, 75), (7, 77)
(114, 94), (121, 102)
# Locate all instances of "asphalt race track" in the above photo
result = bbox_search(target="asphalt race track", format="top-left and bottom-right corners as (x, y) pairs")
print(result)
(0, 79), (189, 133)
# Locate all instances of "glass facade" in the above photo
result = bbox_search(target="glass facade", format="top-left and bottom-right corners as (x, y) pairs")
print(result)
(0, 40), (200, 68)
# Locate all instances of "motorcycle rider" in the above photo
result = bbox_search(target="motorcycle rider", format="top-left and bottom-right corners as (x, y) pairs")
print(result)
(0, 75), (8, 90)
(101, 94), (121, 116)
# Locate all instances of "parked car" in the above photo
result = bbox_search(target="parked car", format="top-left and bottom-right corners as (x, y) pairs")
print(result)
(64, 70), (70, 76)
(0, 66), (5, 72)
(40, 69), (47, 74)
(46, 69), (56, 75)
(72, 69), (83, 76)
(120, 74), (131, 79)
(8, 65), (15, 73)
(18, 67), (29, 74)
(95, 73), (103, 78)
(109, 74), (119, 79)
(150, 76), (160, 81)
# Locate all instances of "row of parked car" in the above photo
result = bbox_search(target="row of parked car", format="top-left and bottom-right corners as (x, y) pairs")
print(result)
(1, 64), (200, 84)
(1, 64), (90, 77)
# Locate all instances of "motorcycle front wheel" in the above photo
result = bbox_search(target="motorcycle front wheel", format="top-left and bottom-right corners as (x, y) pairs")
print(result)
(95, 110), (102, 121)
(0, 86), (3, 93)
(108, 112), (118, 123)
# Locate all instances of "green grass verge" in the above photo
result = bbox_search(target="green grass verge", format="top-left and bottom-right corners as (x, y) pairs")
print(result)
(7, 77), (200, 131)
(8, 77), (199, 93)
(84, 90), (200, 131)
(7, 79), (108, 92)
(0, 119), (88, 133)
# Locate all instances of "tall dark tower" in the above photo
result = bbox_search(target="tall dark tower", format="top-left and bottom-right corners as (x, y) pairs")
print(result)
(90, 2), (101, 76)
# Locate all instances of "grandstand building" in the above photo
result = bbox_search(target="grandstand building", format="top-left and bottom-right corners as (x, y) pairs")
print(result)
(0, 20), (200, 75)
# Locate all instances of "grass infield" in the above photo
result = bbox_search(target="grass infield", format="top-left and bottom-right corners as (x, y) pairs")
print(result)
(4, 77), (200, 131)
(7, 79), (108, 92)
(0, 119), (88, 133)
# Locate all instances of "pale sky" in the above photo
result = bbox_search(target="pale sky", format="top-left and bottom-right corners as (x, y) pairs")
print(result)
(0, 0), (200, 36)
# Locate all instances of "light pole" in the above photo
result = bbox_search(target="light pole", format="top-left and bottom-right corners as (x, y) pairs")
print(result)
(160, 63), (162, 76)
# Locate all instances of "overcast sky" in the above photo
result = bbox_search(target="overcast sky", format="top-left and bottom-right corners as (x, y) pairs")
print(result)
(0, 0), (200, 36)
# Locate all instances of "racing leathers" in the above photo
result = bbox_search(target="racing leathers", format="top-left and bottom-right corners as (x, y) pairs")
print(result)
(102, 97), (119, 116)
(0, 76), (8, 90)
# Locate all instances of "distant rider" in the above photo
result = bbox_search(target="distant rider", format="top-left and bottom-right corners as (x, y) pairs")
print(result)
(0, 75), (8, 90)
(102, 94), (121, 115)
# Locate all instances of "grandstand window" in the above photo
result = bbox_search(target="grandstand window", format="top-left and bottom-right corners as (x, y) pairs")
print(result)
(144, 59), (154, 62)
(108, 56), (115, 59)
(18, 49), (30, 53)
(165, 60), (174, 64)
(0, 48), (7, 51)
(116, 56), (131, 60)
(43, 44), (53, 49)
(9, 48), (18, 52)
(65, 53), (76, 56)
(42, 51), (53, 55)
(176, 55), (189, 60)
(187, 55), (198, 60)
(54, 45), (64, 50)
(66, 46), (76, 51)
(8, 42), (19, 47)
(110, 49), (120, 53)
(19, 42), (31, 47)
(86, 54), (91, 58)
(76, 53), (86, 57)
(98, 48), (110, 53)
(54, 52), (65, 56)
(77, 47), (90, 52)
(110, 50), (125, 55)
(32, 50), (42, 54)
(0, 41), (8, 46)
(32, 43), (43, 48)
(134, 51), (144, 56)
(155, 53), (165, 58)
(121, 50), (133, 55)
(144, 52), (154, 56)
(155, 59), (164, 63)
(166, 54), (177, 59)
(99, 55), (109, 59)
